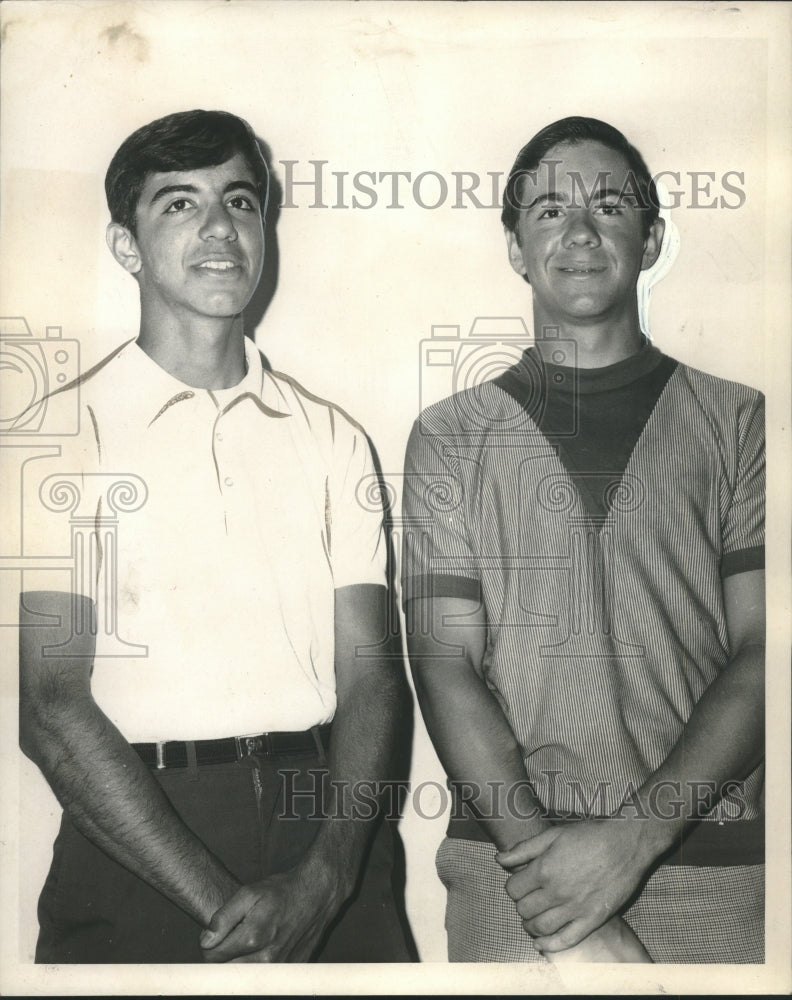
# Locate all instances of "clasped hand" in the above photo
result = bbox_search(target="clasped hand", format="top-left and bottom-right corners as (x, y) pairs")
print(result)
(496, 818), (654, 954)
(200, 860), (343, 963)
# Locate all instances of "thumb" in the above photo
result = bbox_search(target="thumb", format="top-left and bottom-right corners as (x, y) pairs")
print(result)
(496, 827), (560, 869)
(200, 891), (252, 949)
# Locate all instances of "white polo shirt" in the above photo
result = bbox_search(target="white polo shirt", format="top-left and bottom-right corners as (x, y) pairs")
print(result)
(24, 337), (386, 741)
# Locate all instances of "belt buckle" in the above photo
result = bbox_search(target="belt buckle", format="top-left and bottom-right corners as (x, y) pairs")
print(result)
(235, 733), (268, 760)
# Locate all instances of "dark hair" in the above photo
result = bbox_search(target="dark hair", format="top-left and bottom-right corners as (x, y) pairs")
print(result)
(501, 116), (659, 239)
(105, 109), (269, 234)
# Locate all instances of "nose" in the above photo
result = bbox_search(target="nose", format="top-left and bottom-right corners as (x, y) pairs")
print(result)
(563, 210), (600, 248)
(199, 201), (238, 242)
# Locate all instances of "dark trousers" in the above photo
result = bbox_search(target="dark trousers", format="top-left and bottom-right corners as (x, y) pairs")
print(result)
(35, 747), (416, 963)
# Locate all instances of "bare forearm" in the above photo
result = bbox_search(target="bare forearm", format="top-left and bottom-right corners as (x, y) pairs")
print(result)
(20, 591), (240, 923)
(409, 608), (646, 960)
(637, 640), (764, 858)
(22, 698), (239, 924)
(305, 666), (408, 893)
(412, 660), (549, 851)
(198, 664), (410, 964)
(302, 583), (412, 895)
(406, 597), (548, 849)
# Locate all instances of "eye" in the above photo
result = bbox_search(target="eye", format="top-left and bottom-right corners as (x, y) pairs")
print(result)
(594, 202), (623, 216)
(538, 207), (562, 219)
(164, 197), (194, 214)
(227, 194), (257, 212)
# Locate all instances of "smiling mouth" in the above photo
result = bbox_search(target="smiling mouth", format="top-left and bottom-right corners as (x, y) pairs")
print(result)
(196, 260), (240, 272)
(559, 267), (604, 274)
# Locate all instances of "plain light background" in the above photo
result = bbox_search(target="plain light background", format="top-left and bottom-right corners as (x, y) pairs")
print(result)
(1, 1), (790, 994)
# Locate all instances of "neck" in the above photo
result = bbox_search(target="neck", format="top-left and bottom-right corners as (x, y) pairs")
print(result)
(137, 312), (246, 389)
(532, 305), (644, 369)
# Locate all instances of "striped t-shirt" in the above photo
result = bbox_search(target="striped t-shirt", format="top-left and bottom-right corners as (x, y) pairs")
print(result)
(402, 342), (764, 865)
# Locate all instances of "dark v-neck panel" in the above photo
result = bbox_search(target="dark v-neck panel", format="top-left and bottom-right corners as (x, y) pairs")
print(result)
(495, 344), (678, 523)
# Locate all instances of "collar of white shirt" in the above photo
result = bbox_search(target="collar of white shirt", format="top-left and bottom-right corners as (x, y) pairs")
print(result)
(120, 335), (272, 427)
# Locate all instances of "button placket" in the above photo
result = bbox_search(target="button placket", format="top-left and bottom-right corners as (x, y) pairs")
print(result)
(213, 414), (235, 490)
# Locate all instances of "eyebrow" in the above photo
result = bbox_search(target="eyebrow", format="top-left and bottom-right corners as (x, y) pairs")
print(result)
(148, 179), (260, 206)
(526, 187), (631, 210)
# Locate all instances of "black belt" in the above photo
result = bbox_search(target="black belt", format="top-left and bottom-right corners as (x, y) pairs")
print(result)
(133, 723), (332, 770)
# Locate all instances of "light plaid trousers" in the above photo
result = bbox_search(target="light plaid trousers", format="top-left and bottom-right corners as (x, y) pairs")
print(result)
(436, 837), (764, 963)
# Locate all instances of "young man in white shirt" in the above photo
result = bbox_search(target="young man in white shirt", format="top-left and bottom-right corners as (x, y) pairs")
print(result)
(20, 109), (414, 964)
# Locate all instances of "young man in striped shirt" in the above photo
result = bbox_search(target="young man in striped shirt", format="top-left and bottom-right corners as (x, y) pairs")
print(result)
(402, 117), (764, 962)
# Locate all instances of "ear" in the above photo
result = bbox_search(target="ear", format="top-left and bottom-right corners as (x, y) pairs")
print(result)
(106, 223), (142, 275)
(505, 226), (529, 280)
(640, 217), (665, 271)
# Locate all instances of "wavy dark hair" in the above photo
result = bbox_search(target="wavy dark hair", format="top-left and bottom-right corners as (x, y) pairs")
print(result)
(501, 116), (660, 240)
(105, 109), (269, 234)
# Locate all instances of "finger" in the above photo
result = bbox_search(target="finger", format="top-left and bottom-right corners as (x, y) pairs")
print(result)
(201, 912), (275, 963)
(496, 828), (561, 869)
(533, 916), (596, 954)
(504, 866), (542, 902)
(510, 887), (551, 920)
(202, 931), (266, 963)
(200, 889), (256, 949)
(520, 904), (573, 938)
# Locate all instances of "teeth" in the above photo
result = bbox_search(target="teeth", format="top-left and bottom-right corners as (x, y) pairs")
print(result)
(199, 260), (236, 270)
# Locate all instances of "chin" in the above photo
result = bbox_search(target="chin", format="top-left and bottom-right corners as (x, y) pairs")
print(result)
(200, 297), (249, 317)
(565, 298), (613, 318)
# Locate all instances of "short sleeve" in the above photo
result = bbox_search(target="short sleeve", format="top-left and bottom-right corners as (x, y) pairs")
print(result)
(18, 396), (102, 597)
(401, 416), (481, 608)
(327, 416), (387, 589)
(721, 394), (764, 578)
